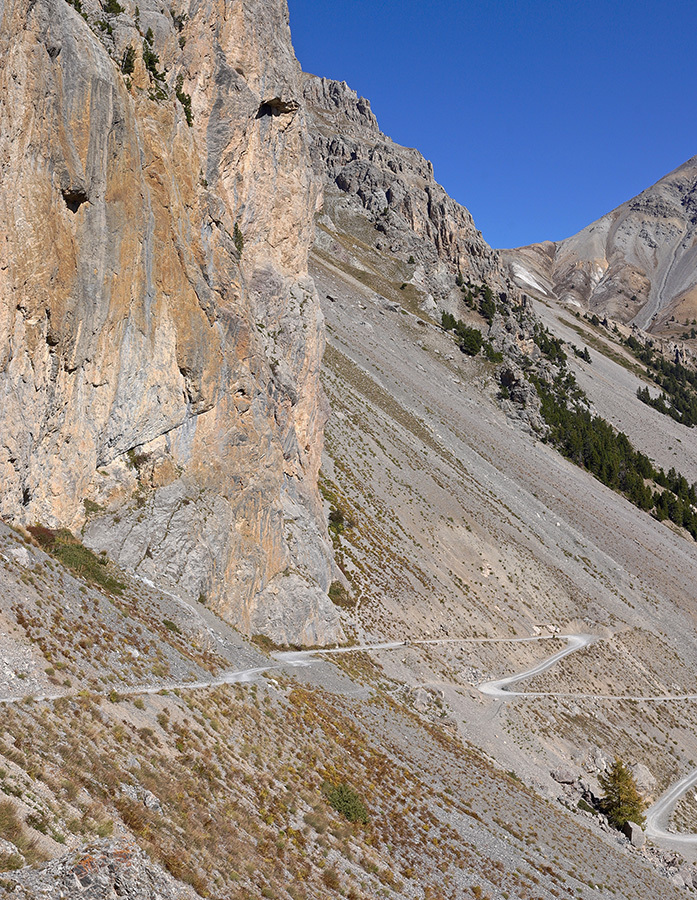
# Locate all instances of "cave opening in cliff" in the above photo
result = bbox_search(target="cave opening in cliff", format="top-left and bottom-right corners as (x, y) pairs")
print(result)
(61, 188), (88, 213)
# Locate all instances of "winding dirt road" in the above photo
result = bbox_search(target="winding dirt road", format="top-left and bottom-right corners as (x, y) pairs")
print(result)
(3, 630), (696, 847)
(471, 633), (697, 847)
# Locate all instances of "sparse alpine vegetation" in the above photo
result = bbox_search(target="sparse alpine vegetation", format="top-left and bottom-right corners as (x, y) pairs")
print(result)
(25, 525), (125, 594)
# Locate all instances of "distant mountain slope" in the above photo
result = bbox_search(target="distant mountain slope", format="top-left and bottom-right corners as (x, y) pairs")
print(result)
(504, 156), (697, 335)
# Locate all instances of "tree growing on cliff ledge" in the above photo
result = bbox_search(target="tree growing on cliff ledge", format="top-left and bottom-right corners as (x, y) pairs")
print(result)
(233, 223), (244, 255)
(598, 757), (646, 829)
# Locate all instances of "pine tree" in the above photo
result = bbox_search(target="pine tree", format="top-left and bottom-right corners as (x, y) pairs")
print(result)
(598, 757), (646, 829)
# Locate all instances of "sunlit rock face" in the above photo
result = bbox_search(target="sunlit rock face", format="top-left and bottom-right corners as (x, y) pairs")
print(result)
(0, 0), (342, 645)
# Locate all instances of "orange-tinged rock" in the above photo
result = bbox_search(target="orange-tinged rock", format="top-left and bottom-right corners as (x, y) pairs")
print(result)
(0, 0), (341, 644)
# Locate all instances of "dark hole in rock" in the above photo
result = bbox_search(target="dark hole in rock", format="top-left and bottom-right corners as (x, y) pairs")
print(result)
(499, 368), (518, 389)
(256, 97), (299, 119)
(22, 487), (31, 506)
(47, 44), (61, 59)
(62, 189), (88, 213)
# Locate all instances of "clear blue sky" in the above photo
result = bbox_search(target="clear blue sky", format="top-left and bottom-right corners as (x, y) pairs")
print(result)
(289, 0), (697, 249)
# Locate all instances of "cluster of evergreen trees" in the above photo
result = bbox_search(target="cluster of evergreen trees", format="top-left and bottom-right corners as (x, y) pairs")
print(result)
(454, 275), (501, 325)
(636, 381), (697, 427)
(533, 369), (697, 540)
(441, 312), (483, 356)
(532, 324), (567, 364)
(626, 336), (697, 427)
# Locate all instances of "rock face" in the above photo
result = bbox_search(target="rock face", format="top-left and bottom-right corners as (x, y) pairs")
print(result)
(503, 156), (697, 333)
(0, 0), (341, 644)
(303, 76), (547, 433)
(303, 75), (511, 309)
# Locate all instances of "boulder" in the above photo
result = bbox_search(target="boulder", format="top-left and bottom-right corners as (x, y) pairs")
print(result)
(412, 687), (432, 711)
(142, 790), (163, 814)
(551, 767), (577, 785)
(630, 763), (656, 796)
(622, 820), (645, 848)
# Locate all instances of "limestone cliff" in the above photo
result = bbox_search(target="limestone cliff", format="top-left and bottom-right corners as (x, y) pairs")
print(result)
(303, 75), (511, 315)
(0, 0), (342, 644)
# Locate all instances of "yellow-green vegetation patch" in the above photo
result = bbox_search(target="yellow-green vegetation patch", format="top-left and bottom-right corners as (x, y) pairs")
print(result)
(26, 525), (125, 595)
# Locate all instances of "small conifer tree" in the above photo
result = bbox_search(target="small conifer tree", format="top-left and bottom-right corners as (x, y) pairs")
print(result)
(233, 222), (244, 254)
(598, 757), (646, 829)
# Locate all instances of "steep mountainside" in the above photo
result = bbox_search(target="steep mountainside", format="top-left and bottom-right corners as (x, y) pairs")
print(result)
(0, 0), (340, 644)
(504, 156), (697, 335)
(303, 70), (697, 888)
(4, 3), (697, 898)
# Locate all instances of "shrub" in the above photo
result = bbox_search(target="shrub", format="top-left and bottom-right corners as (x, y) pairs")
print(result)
(143, 44), (163, 81)
(322, 867), (340, 890)
(479, 286), (496, 324)
(328, 581), (355, 609)
(115, 797), (152, 837)
(26, 526), (125, 594)
(483, 341), (503, 363)
(175, 74), (193, 126)
(459, 327), (483, 357)
(172, 11), (187, 31)
(233, 223), (244, 254)
(0, 801), (45, 867)
(121, 45), (136, 75)
(251, 633), (282, 653)
(322, 782), (368, 824)
(0, 850), (23, 871)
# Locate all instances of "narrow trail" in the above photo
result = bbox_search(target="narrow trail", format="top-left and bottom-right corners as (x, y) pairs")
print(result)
(3, 631), (696, 846)
(478, 634), (595, 696)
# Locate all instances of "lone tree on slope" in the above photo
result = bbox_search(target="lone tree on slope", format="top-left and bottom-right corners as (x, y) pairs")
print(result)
(599, 757), (646, 829)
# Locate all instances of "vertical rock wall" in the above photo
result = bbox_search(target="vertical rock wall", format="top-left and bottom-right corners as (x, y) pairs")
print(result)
(0, 0), (342, 644)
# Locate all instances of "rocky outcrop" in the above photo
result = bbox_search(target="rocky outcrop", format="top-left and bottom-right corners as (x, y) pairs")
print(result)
(0, 0), (341, 644)
(303, 75), (511, 309)
(304, 75), (548, 431)
(503, 156), (697, 333)
(3, 840), (197, 899)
